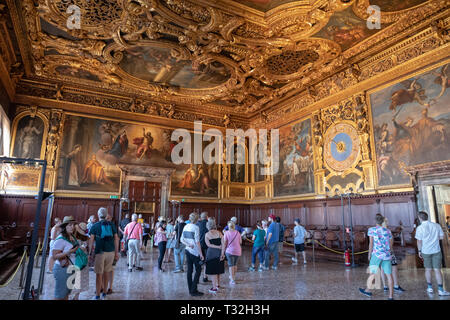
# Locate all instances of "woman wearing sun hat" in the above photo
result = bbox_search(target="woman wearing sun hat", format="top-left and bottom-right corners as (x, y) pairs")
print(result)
(51, 216), (79, 300)
(70, 222), (90, 300)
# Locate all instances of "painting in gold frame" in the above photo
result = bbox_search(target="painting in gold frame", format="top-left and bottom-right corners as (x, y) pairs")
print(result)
(10, 112), (48, 160)
(369, 60), (450, 188)
(134, 201), (155, 214)
(273, 117), (314, 197)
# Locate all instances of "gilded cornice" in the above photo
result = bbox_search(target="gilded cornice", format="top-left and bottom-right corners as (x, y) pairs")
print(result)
(15, 79), (249, 130)
(254, 15), (450, 129)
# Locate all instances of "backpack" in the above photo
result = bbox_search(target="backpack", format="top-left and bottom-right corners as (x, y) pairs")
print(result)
(57, 235), (88, 270)
(279, 224), (285, 242)
(100, 220), (114, 241)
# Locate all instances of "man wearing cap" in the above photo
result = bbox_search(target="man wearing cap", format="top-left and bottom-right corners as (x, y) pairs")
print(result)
(88, 207), (119, 300)
(264, 214), (280, 270)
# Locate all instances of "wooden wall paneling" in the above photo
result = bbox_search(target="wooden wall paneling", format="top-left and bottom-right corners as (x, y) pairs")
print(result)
(327, 203), (343, 227)
(307, 203), (324, 225)
(53, 200), (83, 222)
(383, 201), (411, 227)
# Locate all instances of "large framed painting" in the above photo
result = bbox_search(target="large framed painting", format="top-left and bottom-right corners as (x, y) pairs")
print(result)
(56, 114), (176, 193)
(273, 118), (314, 197)
(170, 133), (220, 198)
(11, 114), (47, 159)
(56, 114), (220, 197)
(370, 62), (450, 187)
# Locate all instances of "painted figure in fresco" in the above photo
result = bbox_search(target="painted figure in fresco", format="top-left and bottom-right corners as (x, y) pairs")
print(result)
(67, 144), (83, 186)
(98, 122), (114, 151)
(17, 118), (42, 158)
(178, 164), (197, 189)
(107, 130), (128, 159)
(195, 164), (211, 194)
(160, 130), (174, 161)
(431, 64), (450, 99)
(324, 16), (366, 49)
(133, 128), (154, 160)
(389, 79), (431, 112)
(81, 154), (113, 185)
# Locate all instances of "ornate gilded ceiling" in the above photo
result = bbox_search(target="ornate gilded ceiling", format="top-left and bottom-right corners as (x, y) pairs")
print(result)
(1, 0), (449, 125)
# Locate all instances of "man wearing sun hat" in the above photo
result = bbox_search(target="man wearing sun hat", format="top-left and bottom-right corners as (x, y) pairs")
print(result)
(88, 207), (119, 300)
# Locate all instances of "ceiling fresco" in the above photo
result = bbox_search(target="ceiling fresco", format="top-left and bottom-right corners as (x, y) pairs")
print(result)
(2, 0), (446, 123)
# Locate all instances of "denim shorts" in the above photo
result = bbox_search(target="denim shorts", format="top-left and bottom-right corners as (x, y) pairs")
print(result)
(53, 263), (73, 299)
(226, 253), (239, 267)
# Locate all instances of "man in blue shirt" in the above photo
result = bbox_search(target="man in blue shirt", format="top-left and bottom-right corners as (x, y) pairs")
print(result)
(264, 214), (280, 270)
(292, 218), (307, 265)
(223, 216), (246, 235)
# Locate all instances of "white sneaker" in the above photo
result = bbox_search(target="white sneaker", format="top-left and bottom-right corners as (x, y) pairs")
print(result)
(427, 287), (434, 293)
(291, 257), (298, 263)
(229, 280), (236, 285)
(101, 293), (107, 300)
(438, 290), (450, 296)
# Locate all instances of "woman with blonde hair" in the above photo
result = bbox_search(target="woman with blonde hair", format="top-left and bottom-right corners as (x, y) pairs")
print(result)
(223, 220), (242, 285)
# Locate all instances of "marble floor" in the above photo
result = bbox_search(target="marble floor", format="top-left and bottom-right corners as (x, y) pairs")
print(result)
(0, 245), (449, 300)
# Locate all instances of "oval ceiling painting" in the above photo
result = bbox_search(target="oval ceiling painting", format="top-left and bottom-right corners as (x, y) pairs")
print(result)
(119, 46), (231, 89)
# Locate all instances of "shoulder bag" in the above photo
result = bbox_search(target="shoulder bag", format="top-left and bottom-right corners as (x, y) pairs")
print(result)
(124, 222), (138, 253)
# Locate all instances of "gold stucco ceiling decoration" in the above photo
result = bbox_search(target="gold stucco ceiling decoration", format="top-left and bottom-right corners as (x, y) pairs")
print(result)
(10, 0), (447, 121)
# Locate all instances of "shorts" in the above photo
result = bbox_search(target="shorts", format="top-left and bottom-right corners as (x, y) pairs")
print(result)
(295, 243), (305, 252)
(53, 263), (73, 299)
(422, 252), (442, 269)
(94, 251), (115, 274)
(369, 255), (392, 275)
(225, 253), (239, 267)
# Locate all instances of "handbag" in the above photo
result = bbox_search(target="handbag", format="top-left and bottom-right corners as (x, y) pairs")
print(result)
(57, 235), (88, 270)
(206, 237), (222, 262)
(124, 222), (138, 252)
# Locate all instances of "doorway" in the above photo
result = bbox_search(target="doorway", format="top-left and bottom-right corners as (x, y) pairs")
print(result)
(427, 185), (450, 267)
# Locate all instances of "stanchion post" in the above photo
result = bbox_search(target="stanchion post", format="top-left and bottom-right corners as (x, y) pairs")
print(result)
(348, 193), (357, 268)
(23, 160), (47, 300)
(37, 195), (54, 296)
(19, 247), (27, 289)
(341, 193), (347, 251)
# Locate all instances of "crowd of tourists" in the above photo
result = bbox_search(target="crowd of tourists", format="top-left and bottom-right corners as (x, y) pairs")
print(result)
(46, 207), (449, 300)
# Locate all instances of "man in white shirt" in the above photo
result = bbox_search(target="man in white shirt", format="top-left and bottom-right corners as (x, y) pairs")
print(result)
(415, 211), (449, 296)
(181, 212), (204, 296)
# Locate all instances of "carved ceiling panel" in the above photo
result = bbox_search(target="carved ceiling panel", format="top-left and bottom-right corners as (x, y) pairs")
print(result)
(3, 0), (448, 123)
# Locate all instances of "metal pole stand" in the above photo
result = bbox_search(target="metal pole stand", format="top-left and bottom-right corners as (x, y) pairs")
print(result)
(348, 193), (358, 268)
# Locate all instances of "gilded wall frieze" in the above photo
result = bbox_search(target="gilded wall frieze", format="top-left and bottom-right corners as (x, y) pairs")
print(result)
(15, 81), (249, 129)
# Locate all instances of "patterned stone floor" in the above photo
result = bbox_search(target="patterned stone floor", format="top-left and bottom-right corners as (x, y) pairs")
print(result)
(0, 245), (449, 300)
